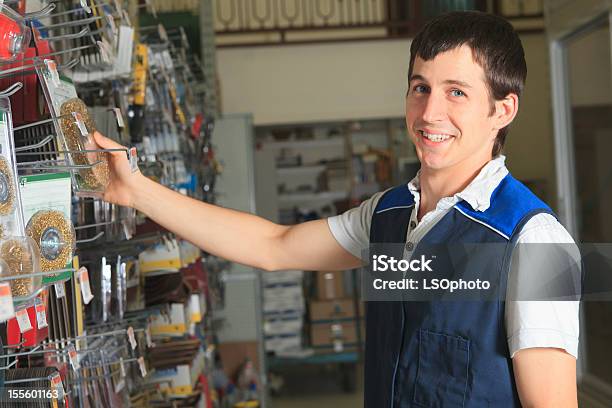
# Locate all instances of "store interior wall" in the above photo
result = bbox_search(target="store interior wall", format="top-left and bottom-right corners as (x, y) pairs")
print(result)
(217, 33), (559, 205)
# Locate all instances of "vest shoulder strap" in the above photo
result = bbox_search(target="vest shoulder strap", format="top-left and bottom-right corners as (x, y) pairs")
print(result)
(374, 184), (414, 214)
(454, 174), (555, 240)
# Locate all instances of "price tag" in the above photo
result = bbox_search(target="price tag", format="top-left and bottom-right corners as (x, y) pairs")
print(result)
(121, 219), (132, 241)
(333, 339), (344, 353)
(145, 324), (154, 348)
(127, 326), (137, 350)
(35, 298), (48, 329)
(121, 10), (132, 27)
(50, 373), (65, 401)
(16, 308), (32, 333)
(137, 356), (147, 377)
(113, 108), (125, 128)
(80, 0), (92, 13)
(54, 282), (65, 298)
(106, 14), (117, 36)
(71, 112), (89, 137)
(114, 377), (125, 393)
(44, 59), (60, 87)
(119, 357), (126, 378)
(158, 24), (168, 42)
(97, 40), (112, 64)
(78, 267), (94, 304)
(67, 344), (80, 371)
(0, 283), (15, 322)
(128, 147), (138, 173)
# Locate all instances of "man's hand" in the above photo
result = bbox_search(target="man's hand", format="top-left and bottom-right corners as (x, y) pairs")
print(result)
(92, 131), (145, 208)
(513, 347), (577, 408)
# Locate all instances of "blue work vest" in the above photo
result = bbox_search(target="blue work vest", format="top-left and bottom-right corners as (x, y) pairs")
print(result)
(365, 173), (555, 407)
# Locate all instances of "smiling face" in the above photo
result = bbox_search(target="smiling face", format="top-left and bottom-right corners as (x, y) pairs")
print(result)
(406, 44), (512, 176)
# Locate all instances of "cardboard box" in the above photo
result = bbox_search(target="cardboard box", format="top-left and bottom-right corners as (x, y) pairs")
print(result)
(310, 299), (355, 321)
(310, 321), (361, 346)
(315, 271), (344, 300)
(265, 333), (302, 352)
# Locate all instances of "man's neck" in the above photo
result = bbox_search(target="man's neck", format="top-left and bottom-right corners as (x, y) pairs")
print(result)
(417, 156), (493, 220)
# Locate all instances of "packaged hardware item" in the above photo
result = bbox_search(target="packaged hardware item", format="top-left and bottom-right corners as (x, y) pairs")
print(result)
(26, 209), (75, 272)
(0, 5), (30, 62)
(0, 97), (42, 300)
(59, 97), (110, 193)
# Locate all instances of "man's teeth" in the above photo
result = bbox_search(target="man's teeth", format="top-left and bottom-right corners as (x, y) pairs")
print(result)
(420, 130), (452, 142)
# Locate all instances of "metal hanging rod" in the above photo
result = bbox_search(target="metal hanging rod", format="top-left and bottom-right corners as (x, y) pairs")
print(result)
(14, 135), (55, 152)
(0, 267), (76, 283)
(76, 231), (105, 244)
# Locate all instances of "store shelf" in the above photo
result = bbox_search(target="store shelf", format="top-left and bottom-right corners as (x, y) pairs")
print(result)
(278, 190), (348, 203)
(267, 351), (359, 368)
(276, 164), (326, 176)
(263, 138), (345, 150)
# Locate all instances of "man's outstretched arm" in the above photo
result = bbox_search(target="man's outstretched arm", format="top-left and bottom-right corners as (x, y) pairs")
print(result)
(513, 348), (577, 408)
(94, 132), (362, 272)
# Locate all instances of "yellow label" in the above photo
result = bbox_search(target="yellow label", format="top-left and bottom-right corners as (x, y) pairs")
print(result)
(132, 44), (148, 105)
(151, 324), (186, 335)
(140, 259), (182, 273)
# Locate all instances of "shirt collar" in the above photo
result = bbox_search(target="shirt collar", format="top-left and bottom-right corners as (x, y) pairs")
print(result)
(407, 155), (509, 212)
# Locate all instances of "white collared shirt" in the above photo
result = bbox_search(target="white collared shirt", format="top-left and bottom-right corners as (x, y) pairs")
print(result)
(328, 155), (579, 358)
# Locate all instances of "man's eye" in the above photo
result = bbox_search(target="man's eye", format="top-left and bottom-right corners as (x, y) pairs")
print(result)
(450, 89), (465, 97)
(413, 85), (428, 93)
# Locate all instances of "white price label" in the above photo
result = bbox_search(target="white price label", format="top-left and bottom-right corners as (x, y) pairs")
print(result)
(137, 356), (147, 377)
(106, 14), (117, 36)
(15, 309), (32, 333)
(114, 377), (125, 393)
(78, 267), (94, 304)
(50, 373), (65, 400)
(44, 59), (60, 87)
(72, 112), (89, 137)
(145, 325), (154, 348)
(67, 344), (80, 371)
(119, 357), (126, 378)
(80, 0), (92, 13)
(54, 282), (65, 298)
(121, 10), (132, 27)
(97, 40), (112, 64)
(113, 108), (125, 128)
(333, 339), (344, 353)
(128, 147), (138, 173)
(0, 283), (15, 322)
(35, 298), (48, 329)
(127, 326), (137, 350)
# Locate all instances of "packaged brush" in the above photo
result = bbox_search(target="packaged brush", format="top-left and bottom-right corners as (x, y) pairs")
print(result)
(0, 97), (41, 300)
(36, 61), (110, 197)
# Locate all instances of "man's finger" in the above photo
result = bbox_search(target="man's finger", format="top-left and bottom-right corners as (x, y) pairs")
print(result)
(92, 131), (126, 150)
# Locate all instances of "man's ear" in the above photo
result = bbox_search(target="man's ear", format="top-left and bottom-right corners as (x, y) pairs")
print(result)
(493, 93), (519, 132)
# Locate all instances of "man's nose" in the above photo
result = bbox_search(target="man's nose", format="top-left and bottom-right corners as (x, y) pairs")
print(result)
(421, 91), (446, 123)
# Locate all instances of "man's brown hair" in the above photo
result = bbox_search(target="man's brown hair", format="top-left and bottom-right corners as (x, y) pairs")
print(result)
(408, 11), (527, 156)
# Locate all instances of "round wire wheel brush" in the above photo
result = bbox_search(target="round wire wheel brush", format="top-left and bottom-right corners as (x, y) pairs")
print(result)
(0, 156), (15, 216)
(26, 210), (75, 272)
(0, 237), (40, 298)
(59, 97), (110, 191)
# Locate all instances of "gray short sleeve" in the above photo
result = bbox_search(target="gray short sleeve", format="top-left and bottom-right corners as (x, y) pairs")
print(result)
(327, 190), (387, 259)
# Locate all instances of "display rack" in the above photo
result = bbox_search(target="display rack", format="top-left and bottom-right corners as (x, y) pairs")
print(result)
(0, 1), (229, 407)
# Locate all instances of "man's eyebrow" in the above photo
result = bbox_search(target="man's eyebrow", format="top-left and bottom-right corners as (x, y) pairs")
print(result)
(408, 74), (473, 89)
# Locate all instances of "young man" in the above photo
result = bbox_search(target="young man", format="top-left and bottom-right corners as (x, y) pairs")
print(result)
(95, 11), (579, 407)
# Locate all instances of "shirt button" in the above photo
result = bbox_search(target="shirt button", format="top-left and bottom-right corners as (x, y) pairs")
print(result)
(410, 221), (417, 229)
(405, 241), (414, 251)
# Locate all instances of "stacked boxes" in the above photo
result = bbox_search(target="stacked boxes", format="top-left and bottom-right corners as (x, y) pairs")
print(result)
(262, 271), (305, 355)
(309, 272), (364, 353)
